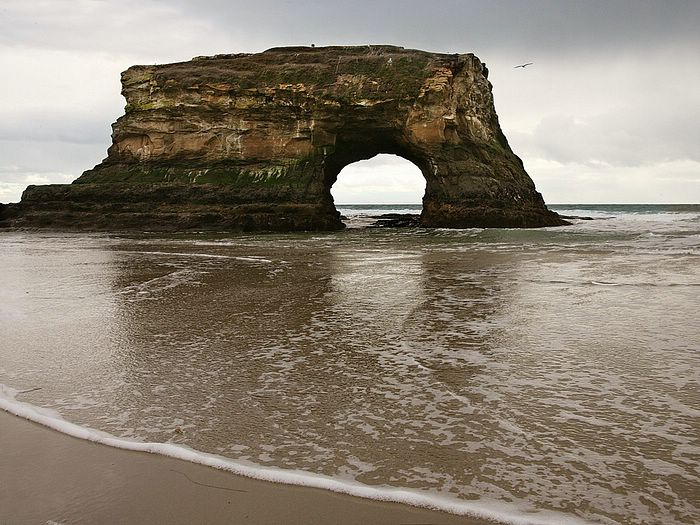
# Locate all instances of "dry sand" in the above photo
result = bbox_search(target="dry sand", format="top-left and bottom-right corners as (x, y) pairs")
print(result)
(0, 410), (495, 524)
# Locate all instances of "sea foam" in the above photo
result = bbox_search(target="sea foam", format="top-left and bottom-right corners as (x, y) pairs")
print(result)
(0, 383), (594, 525)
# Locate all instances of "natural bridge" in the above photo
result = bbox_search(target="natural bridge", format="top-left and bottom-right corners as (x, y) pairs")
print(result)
(1, 46), (566, 231)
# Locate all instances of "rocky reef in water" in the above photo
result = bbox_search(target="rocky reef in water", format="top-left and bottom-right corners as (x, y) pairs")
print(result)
(1, 45), (567, 231)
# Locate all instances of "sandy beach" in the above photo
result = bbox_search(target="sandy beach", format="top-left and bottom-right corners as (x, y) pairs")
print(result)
(0, 410), (492, 525)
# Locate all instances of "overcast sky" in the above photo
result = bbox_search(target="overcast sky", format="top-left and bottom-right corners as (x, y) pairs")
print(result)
(1, 0), (698, 204)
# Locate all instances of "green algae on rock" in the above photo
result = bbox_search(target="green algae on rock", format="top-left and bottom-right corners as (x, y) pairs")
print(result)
(1, 45), (566, 231)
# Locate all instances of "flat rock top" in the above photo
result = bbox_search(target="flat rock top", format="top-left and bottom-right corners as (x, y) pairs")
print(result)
(186, 45), (471, 67)
(124, 46), (479, 96)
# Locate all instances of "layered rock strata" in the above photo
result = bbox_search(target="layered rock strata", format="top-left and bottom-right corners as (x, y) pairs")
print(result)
(2, 45), (566, 231)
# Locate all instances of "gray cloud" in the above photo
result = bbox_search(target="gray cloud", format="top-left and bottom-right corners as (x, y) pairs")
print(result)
(0, 111), (114, 145)
(3, 1), (698, 58)
(0, 140), (107, 180)
(511, 103), (700, 167)
(0, 0), (232, 59)
(155, 0), (700, 56)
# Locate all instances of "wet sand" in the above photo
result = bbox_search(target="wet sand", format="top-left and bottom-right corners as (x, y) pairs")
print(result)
(0, 410), (493, 525)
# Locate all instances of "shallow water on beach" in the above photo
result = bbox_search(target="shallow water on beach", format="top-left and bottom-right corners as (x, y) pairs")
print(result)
(1, 204), (699, 524)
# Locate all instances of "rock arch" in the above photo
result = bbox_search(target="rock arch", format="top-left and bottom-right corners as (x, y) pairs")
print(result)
(3, 46), (566, 231)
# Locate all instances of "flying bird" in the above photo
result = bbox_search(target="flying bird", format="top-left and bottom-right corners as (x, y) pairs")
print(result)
(514, 62), (534, 68)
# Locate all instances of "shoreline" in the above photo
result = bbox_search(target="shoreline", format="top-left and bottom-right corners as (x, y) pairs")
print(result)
(0, 410), (495, 525)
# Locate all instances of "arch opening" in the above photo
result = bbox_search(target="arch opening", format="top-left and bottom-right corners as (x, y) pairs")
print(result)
(330, 154), (426, 228)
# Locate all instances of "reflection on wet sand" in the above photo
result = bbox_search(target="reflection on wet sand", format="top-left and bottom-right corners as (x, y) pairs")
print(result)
(102, 238), (525, 498)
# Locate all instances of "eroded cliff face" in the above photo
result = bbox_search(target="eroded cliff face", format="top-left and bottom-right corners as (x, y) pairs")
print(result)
(3, 45), (566, 230)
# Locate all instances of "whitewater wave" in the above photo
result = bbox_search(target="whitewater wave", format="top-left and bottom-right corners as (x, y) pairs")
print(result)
(0, 383), (594, 525)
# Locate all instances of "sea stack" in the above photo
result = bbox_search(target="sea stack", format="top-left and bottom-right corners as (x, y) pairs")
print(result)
(1, 46), (566, 231)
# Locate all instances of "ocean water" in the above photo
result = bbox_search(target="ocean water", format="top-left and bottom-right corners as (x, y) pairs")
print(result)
(1, 204), (698, 524)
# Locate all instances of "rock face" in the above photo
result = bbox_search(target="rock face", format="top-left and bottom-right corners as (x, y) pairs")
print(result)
(2, 46), (566, 230)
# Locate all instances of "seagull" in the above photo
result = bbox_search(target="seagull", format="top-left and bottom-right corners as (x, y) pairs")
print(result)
(514, 62), (534, 68)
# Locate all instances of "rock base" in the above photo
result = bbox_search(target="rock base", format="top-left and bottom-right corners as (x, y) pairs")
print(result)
(1, 184), (343, 232)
